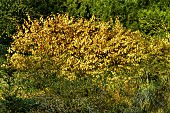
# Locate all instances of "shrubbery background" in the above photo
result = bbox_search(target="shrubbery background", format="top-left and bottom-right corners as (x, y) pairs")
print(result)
(0, 0), (170, 113)
(1, 0), (170, 46)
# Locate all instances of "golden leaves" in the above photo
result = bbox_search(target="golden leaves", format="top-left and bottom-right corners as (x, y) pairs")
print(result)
(10, 53), (26, 70)
(8, 13), (170, 80)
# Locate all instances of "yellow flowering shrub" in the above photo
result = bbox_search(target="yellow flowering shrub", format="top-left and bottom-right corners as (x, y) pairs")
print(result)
(9, 14), (148, 78)
(3, 14), (170, 112)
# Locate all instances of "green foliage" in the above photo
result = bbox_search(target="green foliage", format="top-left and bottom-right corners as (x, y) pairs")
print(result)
(63, 0), (170, 37)
(0, 44), (8, 56)
(64, 0), (92, 19)
(1, 0), (170, 48)
(0, 66), (38, 113)
(0, 96), (38, 113)
(136, 7), (170, 37)
(30, 76), (113, 113)
(0, 0), (35, 45)
(24, 0), (67, 17)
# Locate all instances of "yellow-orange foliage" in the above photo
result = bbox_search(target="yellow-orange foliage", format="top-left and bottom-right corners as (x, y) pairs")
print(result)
(10, 14), (170, 82)
(6, 14), (170, 108)
(8, 14), (149, 78)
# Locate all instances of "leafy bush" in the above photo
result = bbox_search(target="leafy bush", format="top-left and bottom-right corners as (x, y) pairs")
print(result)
(8, 14), (148, 76)
(63, 0), (170, 38)
(0, 0), (34, 45)
(1, 14), (170, 112)
(29, 76), (114, 113)
(1, 0), (170, 49)
(136, 7), (170, 37)
(0, 44), (8, 57)
(24, 0), (67, 17)
(0, 95), (38, 113)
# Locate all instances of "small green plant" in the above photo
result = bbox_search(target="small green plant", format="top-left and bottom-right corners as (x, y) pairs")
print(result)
(1, 95), (38, 113)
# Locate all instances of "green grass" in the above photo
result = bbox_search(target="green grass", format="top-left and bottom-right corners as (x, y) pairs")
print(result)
(0, 72), (169, 113)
